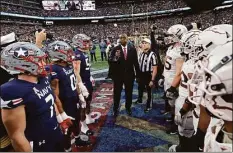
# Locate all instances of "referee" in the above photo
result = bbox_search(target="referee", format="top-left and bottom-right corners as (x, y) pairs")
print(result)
(137, 38), (158, 112)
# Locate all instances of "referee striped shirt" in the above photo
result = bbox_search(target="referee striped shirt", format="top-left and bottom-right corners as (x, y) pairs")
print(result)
(139, 50), (157, 72)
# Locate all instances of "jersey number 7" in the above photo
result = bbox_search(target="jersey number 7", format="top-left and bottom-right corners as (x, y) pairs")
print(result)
(45, 94), (55, 118)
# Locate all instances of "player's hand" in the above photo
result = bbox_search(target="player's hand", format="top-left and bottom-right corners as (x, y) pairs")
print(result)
(175, 108), (187, 126)
(78, 82), (89, 98)
(158, 78), (164, 87)
(149, 81), (154, 88)
(61, 112), (74, 127)
(79, 94), (86, 108)
(165, 86), (179, 100)
(56, 114), (69, 135)
(60, 121), (69, 135)
(174, 111), (183, 126)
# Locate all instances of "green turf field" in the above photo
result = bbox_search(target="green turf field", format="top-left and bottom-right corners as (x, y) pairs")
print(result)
(90, 45), (109, 71)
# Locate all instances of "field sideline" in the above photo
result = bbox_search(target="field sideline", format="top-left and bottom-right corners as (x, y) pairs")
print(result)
(90, 45), (109, 71)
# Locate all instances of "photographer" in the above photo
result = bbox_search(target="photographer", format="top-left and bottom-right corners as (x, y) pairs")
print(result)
(150, 25), (165, 88)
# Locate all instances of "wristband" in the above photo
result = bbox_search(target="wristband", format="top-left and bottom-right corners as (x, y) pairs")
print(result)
(61, 112), (69, 120)
(56, 114), (63, 123)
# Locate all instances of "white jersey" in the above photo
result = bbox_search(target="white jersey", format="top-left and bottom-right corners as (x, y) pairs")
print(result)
(204, 120), (232, 152)
(164, 44), (184, 85)
(179, 59), (195, 97)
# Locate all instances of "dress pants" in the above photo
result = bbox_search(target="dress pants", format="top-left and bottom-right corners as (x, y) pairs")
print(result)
(113, 76), (134, 113)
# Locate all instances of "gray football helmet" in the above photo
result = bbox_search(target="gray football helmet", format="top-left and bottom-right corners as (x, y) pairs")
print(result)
(1, 42), (47, 76)
(47, 41), (74, 63)
(72, 34), (91, 51)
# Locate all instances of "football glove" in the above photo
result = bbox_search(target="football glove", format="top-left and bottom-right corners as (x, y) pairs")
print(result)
(158, 78), (164, 87)
(165, 86), (179, 100)
(175, 108), (187, 126)
(56, 114), (69, 135)
(79, 94), (86, 108)
(78, 82), (89, 98)
(61, 112), (74, 127)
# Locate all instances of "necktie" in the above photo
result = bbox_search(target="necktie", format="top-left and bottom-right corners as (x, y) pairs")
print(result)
(123, 47), (127, 60)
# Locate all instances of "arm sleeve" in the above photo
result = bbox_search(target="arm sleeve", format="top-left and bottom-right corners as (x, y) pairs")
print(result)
(1, 86), (26, 109)
(133, 47), (140, 78)
(74, 51), (82, 61)
(50, 66), (59, 80)
(151, 53), (158, 66)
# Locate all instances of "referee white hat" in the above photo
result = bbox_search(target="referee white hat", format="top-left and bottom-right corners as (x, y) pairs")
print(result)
(141, 38), (151, 44)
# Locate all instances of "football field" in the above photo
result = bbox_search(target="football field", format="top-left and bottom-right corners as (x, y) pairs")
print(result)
(90, 45), (109, 71)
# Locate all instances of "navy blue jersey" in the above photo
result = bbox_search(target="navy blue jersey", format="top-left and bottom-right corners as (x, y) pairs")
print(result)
(50, 64), (78, 101)
(74, 49), (91, 82)
(50, 64), (79, 118)
(0, 77), (60, 142)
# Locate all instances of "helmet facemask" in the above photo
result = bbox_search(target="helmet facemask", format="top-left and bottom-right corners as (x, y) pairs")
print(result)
(188, 51), (233, 121)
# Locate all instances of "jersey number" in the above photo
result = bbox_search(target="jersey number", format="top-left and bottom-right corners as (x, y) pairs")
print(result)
(165, 60), (172, 70)
(45, 94), (54, 118)
(70, 74), (77, 91)
(85, 58), (90, 70)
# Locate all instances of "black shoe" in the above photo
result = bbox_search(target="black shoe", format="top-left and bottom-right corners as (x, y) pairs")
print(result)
(134, 100), (142, 104)
(75, 137), (92, 147)
(144, 107), (152, 112)
(126, 109), (132, 116)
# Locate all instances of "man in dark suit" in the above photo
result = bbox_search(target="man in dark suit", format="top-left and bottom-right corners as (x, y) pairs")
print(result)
(110, 34), (140, 116)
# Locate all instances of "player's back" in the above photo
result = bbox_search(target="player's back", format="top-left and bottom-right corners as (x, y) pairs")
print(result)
(51, 64), (78, 101)
(0, 77), (58, 141)
(74, 49), (91, 82)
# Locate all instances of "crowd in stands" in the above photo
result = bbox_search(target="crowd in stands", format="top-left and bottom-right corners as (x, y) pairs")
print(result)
(1, 0), (188, 17)
(1, 6), (232, 42)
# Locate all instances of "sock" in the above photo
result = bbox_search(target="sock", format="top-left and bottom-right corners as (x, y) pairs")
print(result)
(81, 121), (89, 133)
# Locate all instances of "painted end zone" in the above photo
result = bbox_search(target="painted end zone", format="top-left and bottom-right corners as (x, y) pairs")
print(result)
(74, 83), (114, 152)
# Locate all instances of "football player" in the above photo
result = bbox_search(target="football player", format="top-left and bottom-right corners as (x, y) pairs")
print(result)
(46, 41), (91, 150)
(185, 24), (232, 151)
(72, 34), (95, 136)
(191, 41), (232, 152)
(163, 24), (188, 134)
(169, 29), (202, 152)
(0, 42), (64, 152)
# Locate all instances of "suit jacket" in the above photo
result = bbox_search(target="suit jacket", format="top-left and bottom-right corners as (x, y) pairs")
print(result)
(109, 44), (140, 80)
